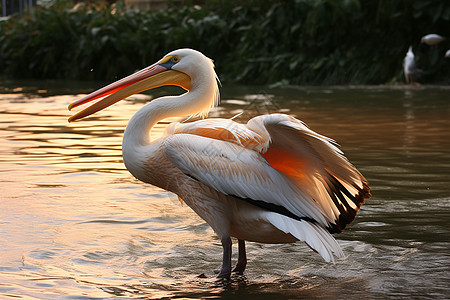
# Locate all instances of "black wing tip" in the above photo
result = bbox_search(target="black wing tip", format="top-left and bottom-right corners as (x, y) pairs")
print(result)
(327, 175), (371, 234)
(231, 194), (318, 225)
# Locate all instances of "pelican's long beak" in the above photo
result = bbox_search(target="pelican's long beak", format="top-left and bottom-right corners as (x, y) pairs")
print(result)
(68, 63), (191, 122)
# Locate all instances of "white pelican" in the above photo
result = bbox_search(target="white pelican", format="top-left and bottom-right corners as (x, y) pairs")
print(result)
(68, 49), (370, 279)
(403, 46), (420, 84)
(421, 34), (446, 47)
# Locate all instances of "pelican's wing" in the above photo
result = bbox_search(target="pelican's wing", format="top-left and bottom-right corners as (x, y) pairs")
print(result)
(247, 114), (371, 233)
(165, 114), (370, 234)
(164, 118), (267, 151)
(162, 133), (331, 228)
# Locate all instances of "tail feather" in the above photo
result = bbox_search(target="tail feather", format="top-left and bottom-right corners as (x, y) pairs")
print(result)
(266, 212), (344, 263)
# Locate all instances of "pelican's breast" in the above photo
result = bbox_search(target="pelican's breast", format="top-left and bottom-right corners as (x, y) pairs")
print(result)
(122, 138), (179, 192)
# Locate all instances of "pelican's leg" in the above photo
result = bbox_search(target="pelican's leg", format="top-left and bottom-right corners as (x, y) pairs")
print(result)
(232, 239), (247, 274)
(217, 236), (232, 279)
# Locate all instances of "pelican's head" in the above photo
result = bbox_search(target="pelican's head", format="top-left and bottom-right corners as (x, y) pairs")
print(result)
(68, 48), (219, 122)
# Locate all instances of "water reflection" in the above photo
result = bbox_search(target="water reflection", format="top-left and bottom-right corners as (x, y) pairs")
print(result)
(0, 83), (449, 299)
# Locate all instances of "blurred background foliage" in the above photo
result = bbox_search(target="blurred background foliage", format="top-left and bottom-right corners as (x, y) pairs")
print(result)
(0, 0), (449, 85)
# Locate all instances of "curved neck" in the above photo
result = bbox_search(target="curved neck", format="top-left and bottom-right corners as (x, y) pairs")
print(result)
(123, 71), (218, 149)
(123, 94), (186, 147)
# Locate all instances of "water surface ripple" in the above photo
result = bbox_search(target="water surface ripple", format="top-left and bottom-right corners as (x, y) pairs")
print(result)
(1, 83), (449, 299)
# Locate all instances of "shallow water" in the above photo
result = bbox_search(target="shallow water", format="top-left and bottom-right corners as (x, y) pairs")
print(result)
(0, 82), (449, 299)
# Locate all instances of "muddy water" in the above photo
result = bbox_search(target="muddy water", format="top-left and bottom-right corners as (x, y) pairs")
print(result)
(0, 82), (449, 299)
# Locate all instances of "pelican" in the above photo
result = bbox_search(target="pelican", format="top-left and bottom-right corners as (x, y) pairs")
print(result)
(421, 34), (445, 47)
(403, 46), (420, 84)
(68, 49), (370, 279)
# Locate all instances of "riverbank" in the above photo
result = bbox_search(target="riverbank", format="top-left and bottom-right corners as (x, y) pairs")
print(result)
(1, 0), (449, 85)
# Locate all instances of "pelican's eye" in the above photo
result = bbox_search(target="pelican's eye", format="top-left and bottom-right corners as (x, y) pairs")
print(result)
(158, 55), (181, 69)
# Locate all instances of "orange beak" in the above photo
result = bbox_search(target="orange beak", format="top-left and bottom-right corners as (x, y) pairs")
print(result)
(68, 63), (190, 122)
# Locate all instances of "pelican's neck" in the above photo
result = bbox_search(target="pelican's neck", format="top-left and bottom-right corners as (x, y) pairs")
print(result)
(123, 94), (187, 147)
(123, 71), (218, 149)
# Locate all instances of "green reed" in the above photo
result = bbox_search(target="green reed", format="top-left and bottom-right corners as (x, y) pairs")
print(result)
(1, 0), (449, 85)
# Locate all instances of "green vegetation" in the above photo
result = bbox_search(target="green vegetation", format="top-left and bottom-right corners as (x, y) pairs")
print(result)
(1, 0), (449, 85)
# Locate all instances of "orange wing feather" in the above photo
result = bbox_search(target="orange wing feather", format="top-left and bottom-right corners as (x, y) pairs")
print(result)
(262, 147), (307, 185)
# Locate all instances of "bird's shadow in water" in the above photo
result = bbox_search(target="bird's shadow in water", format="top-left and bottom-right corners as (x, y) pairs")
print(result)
(97, 272), (348, 300)
(99, 273), (251, 299)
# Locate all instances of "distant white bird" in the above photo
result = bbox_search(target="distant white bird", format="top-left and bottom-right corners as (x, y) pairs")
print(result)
(403, 46), (420, 84)
(445, 49), (450, 58)
(421, 34), (446, 47)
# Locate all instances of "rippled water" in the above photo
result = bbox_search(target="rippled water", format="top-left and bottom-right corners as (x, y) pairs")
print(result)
(1, 82), (449, 299)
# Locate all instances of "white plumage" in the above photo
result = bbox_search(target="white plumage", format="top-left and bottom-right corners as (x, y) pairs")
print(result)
(68, 49), (370, 278)
(421, 34), (446, 46)
(266, 214), (344, 263)
(403, 46), (420, 84)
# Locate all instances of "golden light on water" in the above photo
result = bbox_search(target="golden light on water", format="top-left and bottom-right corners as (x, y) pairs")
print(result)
(0, 86), (449, 298)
